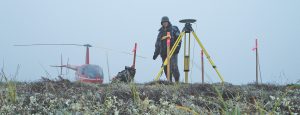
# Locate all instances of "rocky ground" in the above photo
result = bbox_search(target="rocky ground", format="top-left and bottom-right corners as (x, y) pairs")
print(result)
(0, 77), (299, 114)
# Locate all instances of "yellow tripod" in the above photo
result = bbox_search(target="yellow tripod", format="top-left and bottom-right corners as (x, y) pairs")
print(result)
(154, 19), (224, 83)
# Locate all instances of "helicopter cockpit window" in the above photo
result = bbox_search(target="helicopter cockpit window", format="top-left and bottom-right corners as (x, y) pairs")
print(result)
(79, 65), (103, 79)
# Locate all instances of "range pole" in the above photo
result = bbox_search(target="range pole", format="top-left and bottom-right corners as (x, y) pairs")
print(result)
(132, 43), (137, 69)
(167, 32), (171, 81)
(252, 39), (259, 85)
(255, 39), (259, 85)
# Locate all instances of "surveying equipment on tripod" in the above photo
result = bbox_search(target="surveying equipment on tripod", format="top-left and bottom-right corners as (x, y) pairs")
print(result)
(155, 19), (224, 83)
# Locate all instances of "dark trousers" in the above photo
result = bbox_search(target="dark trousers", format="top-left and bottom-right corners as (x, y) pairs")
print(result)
(161, 54), (180, 82)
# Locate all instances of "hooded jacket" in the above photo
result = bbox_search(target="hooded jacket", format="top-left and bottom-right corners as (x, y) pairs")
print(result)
(154, 23), (181, 58)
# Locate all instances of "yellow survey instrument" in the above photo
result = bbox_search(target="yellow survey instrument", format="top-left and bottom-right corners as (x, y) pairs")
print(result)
(155, 19), (224, 84)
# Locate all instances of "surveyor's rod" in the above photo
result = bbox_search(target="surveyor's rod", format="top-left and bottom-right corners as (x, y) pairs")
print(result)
(167, 32), (171, 81)
(255, 39), (258, 85)
(132, 43), (137, 69)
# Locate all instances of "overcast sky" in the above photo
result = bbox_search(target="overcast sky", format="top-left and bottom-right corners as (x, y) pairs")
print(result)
(1, 0), (299, 84)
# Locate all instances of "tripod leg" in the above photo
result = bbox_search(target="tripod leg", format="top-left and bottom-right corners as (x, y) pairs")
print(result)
(155, 32), (185, 81)
(192, 31), (224, 83)
(155, 67), (165, 81)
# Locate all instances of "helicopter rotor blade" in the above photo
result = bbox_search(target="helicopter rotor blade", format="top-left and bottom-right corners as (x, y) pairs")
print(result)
(94, 46), (147, 59)
(14, 44), (84, 46)
(50, 65), (66, 67)
(14, 43), (147, 59)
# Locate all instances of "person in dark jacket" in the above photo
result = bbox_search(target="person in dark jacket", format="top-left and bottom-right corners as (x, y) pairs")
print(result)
(153, 16), (181, 82)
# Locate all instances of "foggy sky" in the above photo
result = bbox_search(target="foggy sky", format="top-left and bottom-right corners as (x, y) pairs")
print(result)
(1, 0), (299, 84)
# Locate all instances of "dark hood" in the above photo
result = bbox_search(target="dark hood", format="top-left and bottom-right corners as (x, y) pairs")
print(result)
(158, 22), (172, 31)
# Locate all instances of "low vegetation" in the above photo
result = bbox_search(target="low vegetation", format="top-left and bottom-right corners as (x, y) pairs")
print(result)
(0, 74), (299, 114)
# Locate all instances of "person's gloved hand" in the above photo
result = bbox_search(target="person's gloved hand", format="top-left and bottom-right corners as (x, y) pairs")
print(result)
(161, 35), (171, 40)
(153, 53), (159, 60)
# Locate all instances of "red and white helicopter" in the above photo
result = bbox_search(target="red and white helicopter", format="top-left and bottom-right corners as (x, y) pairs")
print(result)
(14, 43), (138, 84)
